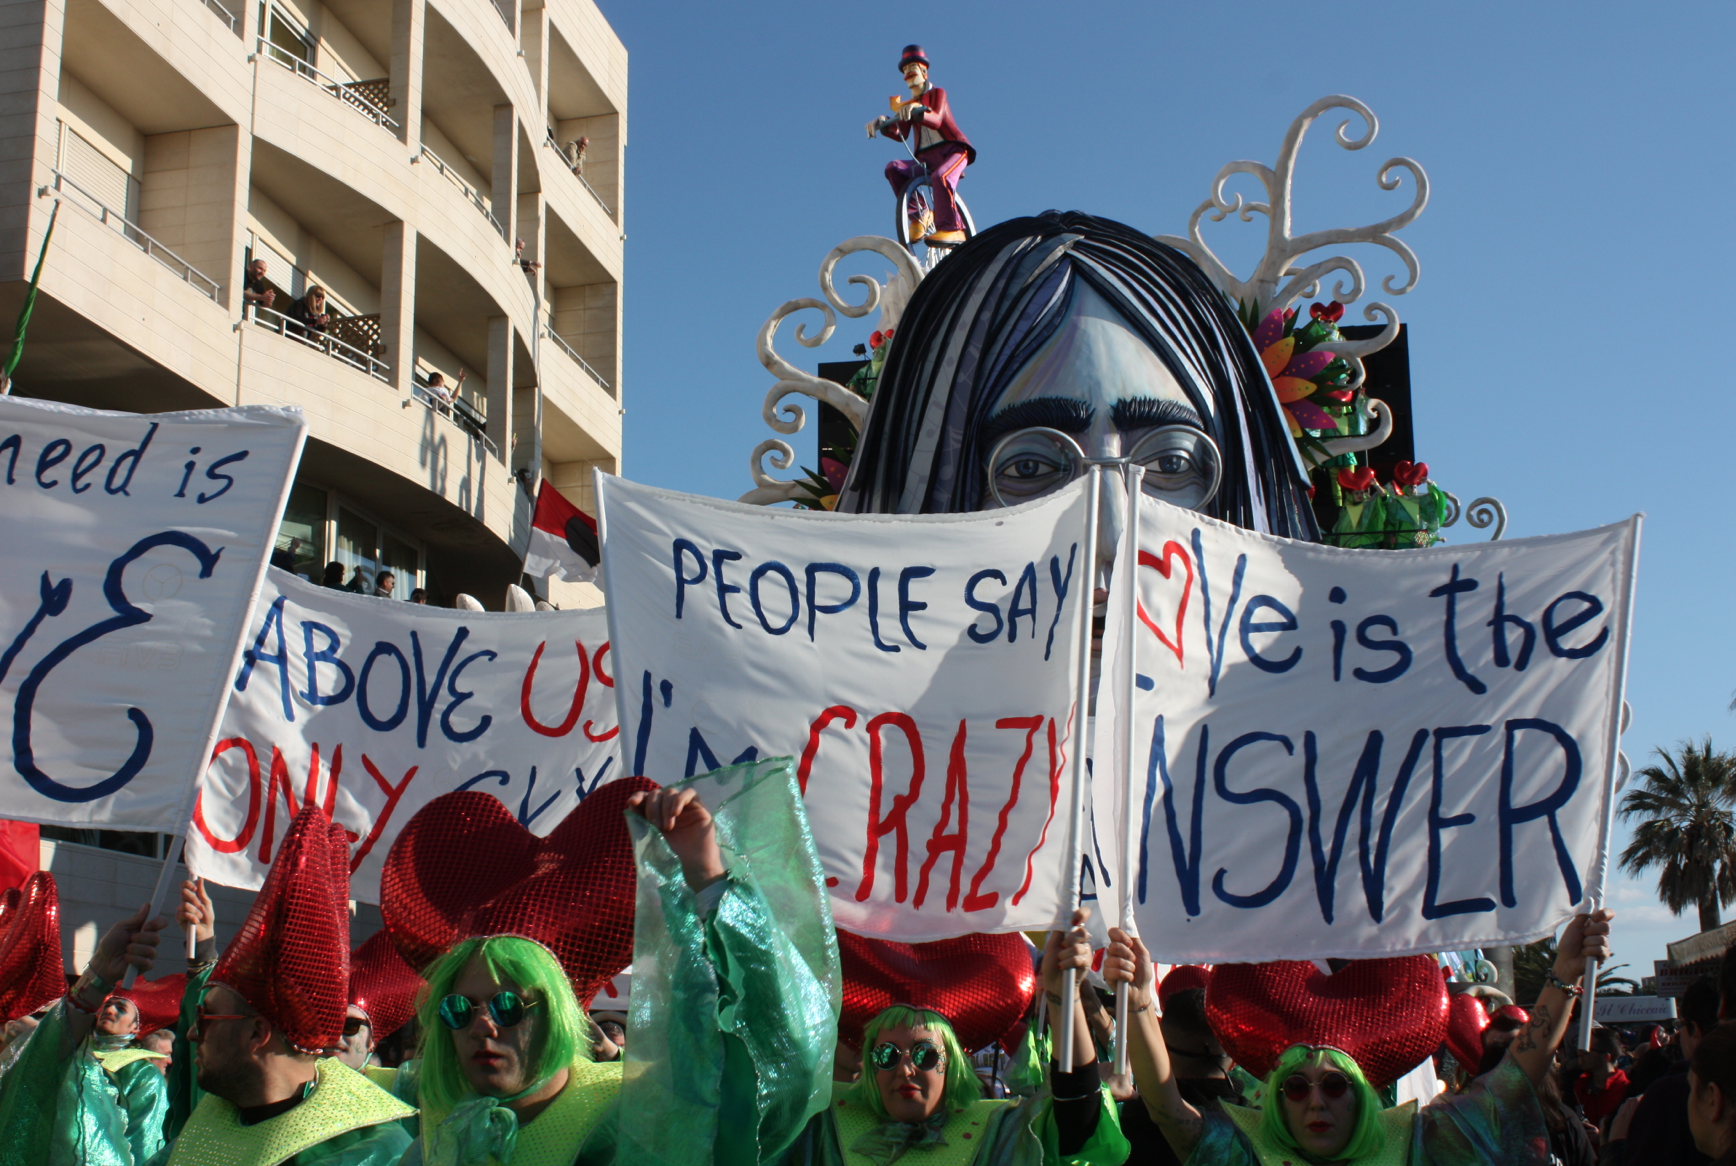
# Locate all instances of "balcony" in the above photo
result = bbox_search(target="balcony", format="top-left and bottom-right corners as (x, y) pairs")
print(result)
(542, 129), (612, 219)
(419, 144), (504, 238)
(43, 170), (220, 300)
(198, 0), (242, 35)
(247, 302), (389, 382)
(257, 38), (398, 132)
(542, 325), (609, 393)
(407, 383), (497, 457)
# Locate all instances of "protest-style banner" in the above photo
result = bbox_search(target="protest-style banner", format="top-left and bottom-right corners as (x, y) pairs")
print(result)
(0, 397), (305, 829)
(1092, 499), (1639, 963)
(187, 568), (621, 902)
(596, 475), (1094, 942)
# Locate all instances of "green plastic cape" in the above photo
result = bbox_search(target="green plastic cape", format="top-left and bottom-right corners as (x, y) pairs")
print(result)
(583, 756), (840, 1166)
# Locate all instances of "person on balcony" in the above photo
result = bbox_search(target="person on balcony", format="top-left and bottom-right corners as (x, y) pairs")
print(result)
(374, 571), (396, 599)
(289, 284), (332, 339)
(241, 258), (275, 311)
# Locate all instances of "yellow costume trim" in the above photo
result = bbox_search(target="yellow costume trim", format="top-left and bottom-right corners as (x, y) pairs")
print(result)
(95, 1046), (167, 1073)
(168, 1058), (414, 1166)
(832, 1084), (1009, 1166)
(421, 1059), (622, 1166)
(1222, 1100), (1416, 1166)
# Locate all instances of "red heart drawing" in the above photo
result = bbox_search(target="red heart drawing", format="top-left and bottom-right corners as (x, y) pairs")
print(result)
(1444, 992), (1527, 1072)
(837, 930), (1034, 1052)
(1135, 541), (1192, 667)
(1337, 466), (1377, 492)
(381, 777), (658, 1006)
(1205, 956), (1448, 1087)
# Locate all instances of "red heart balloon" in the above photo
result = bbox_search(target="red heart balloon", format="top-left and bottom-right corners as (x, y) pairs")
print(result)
(1337, 467), (1377, 492)
(1392, 461), (1430, 488)
(1309, 302), (1346, 323)
(1205, 957), (1448, 1087)
(381, 778), (658, 1006)
(1135, 541), (1192, 667)
(1445, 992), (1528, 1072)
(838, 930), (1034, 1052)
(0, 873), (64, 1024)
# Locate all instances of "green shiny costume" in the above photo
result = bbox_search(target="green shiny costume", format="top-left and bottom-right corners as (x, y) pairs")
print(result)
(0, 1014), (171, 1166)
(414, 757), (841, 1166)
(1187, 1057), (1548, 1166)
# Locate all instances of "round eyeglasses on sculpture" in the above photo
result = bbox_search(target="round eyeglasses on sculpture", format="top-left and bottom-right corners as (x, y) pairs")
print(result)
(985, 425), (1224, 510)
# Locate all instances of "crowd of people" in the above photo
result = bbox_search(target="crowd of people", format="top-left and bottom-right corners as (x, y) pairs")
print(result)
(6, 766), (1732, 1165)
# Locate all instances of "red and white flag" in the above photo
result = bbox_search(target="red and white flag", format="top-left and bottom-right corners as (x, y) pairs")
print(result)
(524, 481), (600, 582)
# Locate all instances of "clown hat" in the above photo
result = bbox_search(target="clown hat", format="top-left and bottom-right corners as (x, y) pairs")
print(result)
(1206, 956), (1449, 1088)
(381, 779), (658, 1007)
(349, 930), (421, 1041)
(210, 805), (352, 1053)
(0, 872), (64, 1023)
(898, 45), (929, 72)
(837, 929), (1034, 1052)
(109, 973), (189, 1035)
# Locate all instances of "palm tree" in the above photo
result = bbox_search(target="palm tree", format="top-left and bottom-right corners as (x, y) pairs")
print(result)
(1617, 737), (1736, 933)
(1512, 935), (1638, 1005)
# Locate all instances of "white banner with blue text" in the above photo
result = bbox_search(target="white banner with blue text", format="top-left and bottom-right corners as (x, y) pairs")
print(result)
(187, 568), (620, 901)
(0, 397), (305, 829)
(596, 475), (1094, 942)
(1091, 503), (1639, 962)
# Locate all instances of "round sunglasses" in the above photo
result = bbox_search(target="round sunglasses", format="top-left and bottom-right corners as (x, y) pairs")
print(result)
(869, 1039), (944, 1072)
(1281, 1072), (1351, 1102)
(437, 991), (541, 1031)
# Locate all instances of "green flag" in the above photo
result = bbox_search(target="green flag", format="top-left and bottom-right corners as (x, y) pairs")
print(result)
(3, 200), (58, 391)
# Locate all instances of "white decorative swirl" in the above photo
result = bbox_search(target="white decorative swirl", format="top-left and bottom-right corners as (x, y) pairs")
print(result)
(741, 236), (927, 504)
(1463, 497), (1508, 540)
(1304, 398), (1394, 467)
(1327, 303), (1400, 359)
(1154, 95), (1428, 367)
(1440, 489), (1462, 528)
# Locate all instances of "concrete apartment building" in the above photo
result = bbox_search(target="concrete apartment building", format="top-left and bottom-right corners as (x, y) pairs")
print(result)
(0, 0), (627, 967)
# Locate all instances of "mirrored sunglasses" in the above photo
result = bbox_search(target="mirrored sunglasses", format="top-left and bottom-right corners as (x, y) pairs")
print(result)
(437, 991), (539, 1031)
(869, 1039), (944, 1072)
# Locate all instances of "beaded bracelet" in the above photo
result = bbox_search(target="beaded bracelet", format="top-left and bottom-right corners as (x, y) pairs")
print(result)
(1545, 969), (1585, 998)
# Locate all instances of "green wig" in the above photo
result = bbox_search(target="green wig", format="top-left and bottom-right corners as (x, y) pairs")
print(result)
(847, 1005), (983, 1120)
(414, 935), (590, 1113)
(1259, 1045), (1384, 1162)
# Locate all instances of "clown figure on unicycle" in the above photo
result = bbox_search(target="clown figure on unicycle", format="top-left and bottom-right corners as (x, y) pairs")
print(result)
(866, 44), (976, 252)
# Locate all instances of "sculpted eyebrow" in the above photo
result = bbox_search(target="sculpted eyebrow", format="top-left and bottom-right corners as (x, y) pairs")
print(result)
(981, 398), (1094, 440)
(1111, 397), (1203, 432)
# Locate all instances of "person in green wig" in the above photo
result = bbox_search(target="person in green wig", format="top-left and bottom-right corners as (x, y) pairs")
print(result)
(1086, 911), (1616, 1166)
(771, 908), (1131, 1166)
(389, 759), (842, 1166)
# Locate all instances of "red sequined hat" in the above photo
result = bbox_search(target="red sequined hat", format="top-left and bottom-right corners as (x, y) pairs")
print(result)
(349, 930), (421, 1041)
(1205, 957), (1449, 1088)
(211, 805), (352, 1053)
(838, 930), (1034, 1053)
(1444, 991), (1528, 1073)
(109, 973), (188, 1035)
(380, 779), (658, 1007)
(1158, 964), (1212, 1009)
(0, 872), (64, 1023)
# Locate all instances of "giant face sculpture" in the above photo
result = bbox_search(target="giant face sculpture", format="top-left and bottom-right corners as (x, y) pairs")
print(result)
(837, 211), (1317, 544)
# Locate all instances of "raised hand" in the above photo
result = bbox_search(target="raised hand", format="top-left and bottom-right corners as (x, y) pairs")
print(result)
(1102, 926), (1154, 1012)
(91, 903), (168, 984)
(179, 877), (214, 945)
(627, 786), (726, 892)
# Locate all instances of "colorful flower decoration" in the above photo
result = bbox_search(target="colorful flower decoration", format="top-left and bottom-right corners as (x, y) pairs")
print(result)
(1250, 305), (1353, 439)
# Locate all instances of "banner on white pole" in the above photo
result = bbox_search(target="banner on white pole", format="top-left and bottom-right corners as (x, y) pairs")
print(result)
(187, 569), (620, 902)
(1093, 503), (1639, 963)
(596, 475), (1094, 942)
(0, 398), (305, 830)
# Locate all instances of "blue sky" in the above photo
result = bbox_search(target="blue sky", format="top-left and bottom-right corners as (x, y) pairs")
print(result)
(596, 0), (1736, 983)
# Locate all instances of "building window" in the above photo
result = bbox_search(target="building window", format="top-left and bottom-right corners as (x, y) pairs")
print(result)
(274, 486), (424, 597)
(260, 2), (314, 69)
(276, 482), (328, 579)
(335, 506), (380, 593)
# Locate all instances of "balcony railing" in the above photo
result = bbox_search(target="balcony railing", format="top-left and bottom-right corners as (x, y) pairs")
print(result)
(258, 39), (398, 130)
(490, 0), (513, 31)
(42, 171), (220, 300)
(408, 384), (498, 456)
(542, 327), (611, 394)
(198, 0), (241, 34)
(419, 145), (504, 237)
(248, 303), (390, 382)
(543, 130), (614, 219)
